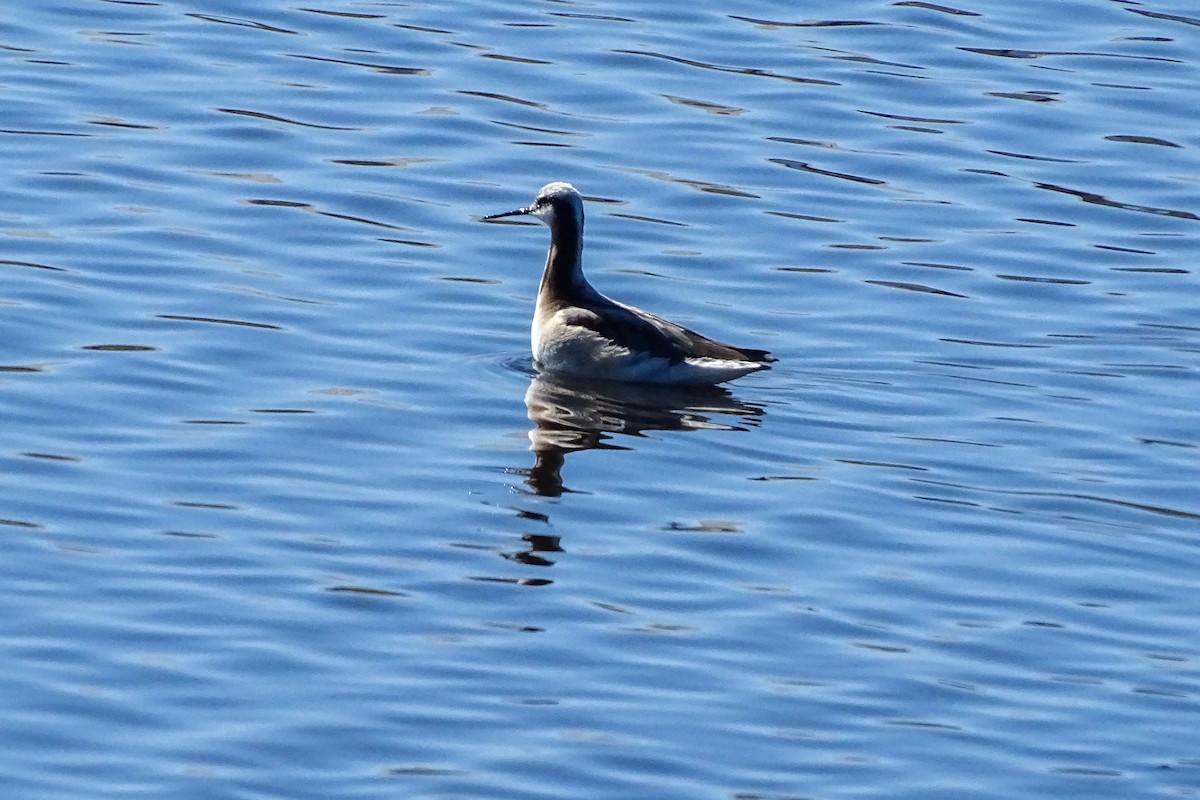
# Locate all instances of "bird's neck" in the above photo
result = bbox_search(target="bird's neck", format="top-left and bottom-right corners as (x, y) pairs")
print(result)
(537, 214), (588, 307)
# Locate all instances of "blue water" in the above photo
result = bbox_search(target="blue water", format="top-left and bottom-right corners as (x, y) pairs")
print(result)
(2, 1), (1198, 798)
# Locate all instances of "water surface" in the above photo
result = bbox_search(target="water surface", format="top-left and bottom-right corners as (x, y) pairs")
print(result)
(2, 1), (1198, 798)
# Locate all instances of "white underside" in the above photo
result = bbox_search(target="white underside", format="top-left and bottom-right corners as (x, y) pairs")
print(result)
(533, 311), (765, 386)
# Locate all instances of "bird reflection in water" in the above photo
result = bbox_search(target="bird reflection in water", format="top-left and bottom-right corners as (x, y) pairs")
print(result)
(517, 372), (767, 498)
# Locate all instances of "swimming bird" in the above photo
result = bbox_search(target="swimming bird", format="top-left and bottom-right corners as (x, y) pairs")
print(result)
(483, 182), (775, 385)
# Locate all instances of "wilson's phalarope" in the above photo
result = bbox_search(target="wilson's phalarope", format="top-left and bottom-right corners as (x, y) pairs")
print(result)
(483, 182), (775, 385)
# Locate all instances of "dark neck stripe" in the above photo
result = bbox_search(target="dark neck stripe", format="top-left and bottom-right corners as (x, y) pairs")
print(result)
(539, 207), (586, 301)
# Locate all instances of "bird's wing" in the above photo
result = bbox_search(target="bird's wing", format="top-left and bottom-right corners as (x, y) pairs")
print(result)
(561, 300), (772, 364)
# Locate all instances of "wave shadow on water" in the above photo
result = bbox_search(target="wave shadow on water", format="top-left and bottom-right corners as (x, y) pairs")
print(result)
(514, 372), (766, 498)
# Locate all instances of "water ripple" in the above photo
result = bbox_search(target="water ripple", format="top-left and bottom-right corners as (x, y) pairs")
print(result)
(615, 48), (840, 86)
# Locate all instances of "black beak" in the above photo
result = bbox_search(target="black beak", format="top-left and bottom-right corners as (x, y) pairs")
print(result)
(481, 205), (534, 221)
